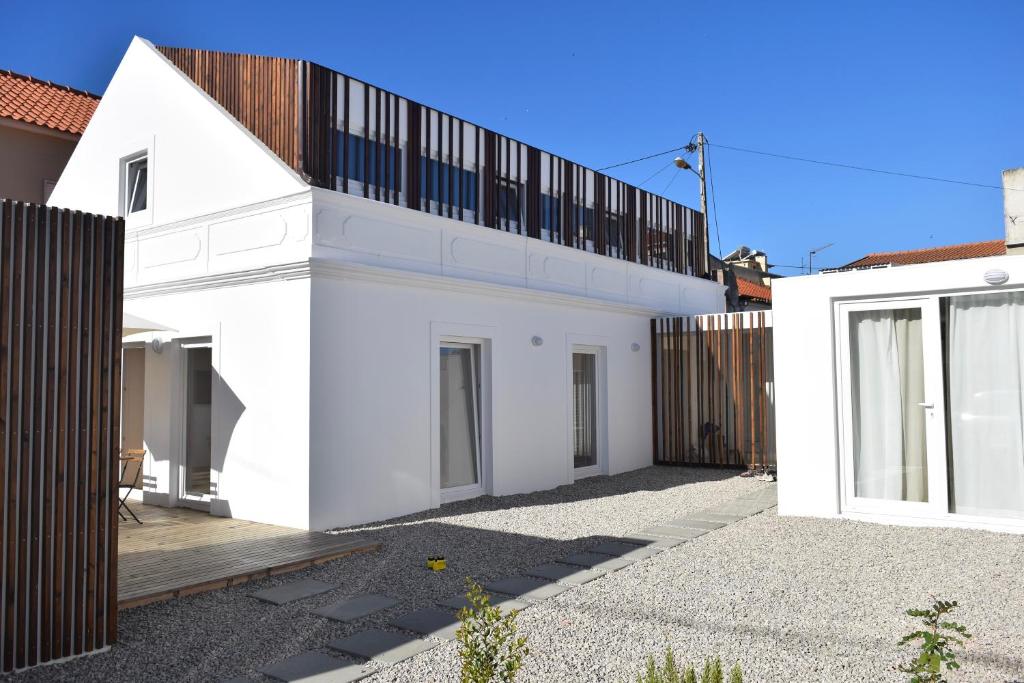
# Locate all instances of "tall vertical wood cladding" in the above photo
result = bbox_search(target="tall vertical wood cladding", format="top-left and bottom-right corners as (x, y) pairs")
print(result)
(0, 200), (124, 672)
(652, 312), (774, 469)
(156, 44), (712, 279)
(157, 46), (302, 172)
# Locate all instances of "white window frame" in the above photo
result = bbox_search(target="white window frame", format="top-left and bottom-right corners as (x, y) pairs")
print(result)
(119, 140), (154, 229)
(835, 297), (947, 518)
(833, 288), (1024, 533)
(430, 322), (493, 507)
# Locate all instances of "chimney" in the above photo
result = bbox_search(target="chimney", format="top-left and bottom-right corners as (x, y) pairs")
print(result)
(1004, 168), (1024, 254)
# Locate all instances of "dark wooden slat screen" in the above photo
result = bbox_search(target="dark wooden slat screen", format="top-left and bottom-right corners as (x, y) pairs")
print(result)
(652, 312), (774, 469)
(156, 44), (712, 279)
(0, 200), (124, 672)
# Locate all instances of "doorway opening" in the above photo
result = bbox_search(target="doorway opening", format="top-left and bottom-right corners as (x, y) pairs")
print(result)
(183, 346), (212, 501)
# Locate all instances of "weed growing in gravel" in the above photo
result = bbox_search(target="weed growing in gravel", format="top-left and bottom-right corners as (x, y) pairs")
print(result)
(635, 648), (742, 683)
(898, 598), (972, 683)
(455, 579), (529, 683)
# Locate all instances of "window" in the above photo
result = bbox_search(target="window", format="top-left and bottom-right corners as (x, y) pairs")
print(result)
(498, 179), (521, 225)
(420, 157), (477, 211)
(124, 154), (148, 215)
(440, 343), (482, 491)
(572, 352), (598, 469)
(337, 132), (403, 192)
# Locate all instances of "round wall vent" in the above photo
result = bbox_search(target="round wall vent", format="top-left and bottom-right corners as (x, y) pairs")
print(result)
(983, 269), (1010, 286)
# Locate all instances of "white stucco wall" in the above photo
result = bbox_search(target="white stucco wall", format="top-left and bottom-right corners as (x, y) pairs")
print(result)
(125, 276), (312, 529)
(51, 35), (726, 530)
(773, 254), (1024, 529)
(48, 37), (306, 222)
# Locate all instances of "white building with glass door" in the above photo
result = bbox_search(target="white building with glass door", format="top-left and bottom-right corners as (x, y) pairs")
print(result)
(48, 38), (724, 530)
(773, 206), (1024, 532)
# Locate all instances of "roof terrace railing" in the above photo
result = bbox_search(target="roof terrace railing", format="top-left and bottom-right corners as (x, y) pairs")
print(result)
(157, 46), (709, 278)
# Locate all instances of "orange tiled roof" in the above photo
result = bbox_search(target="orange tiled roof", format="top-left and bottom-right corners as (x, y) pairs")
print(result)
(0, 69), (99, 136)
(736, 277), (772, 303)
(843, 239), (1006, 269)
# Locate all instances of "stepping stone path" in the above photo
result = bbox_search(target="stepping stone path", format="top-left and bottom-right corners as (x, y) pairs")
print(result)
(439, 593), (530, 612)
(247, 484), (777, 681)
(250, 579), (336, 605)
(524, 562), (605, 585)
(561, 552), (635, 572)
(589, 541), (664, 560)
(313, 594), (397, 622)
(328, 629), (438, 664)
(391, 608), (462, 640)
(484, 576), (572, 601)
(663, 517), (726, 531)
(259, 651), (367, 682)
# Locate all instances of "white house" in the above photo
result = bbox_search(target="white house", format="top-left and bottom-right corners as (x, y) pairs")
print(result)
(774, 171), (1024, 534)
(50, 38), (724, 531)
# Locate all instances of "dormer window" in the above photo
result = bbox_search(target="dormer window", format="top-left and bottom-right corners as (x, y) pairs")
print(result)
(124, 154), (148, 215)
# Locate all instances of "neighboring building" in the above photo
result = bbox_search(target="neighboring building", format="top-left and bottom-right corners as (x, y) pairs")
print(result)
(0, 69), (98, 203)
(837, 238), (1006, 270)
(773, 173), (1024, 534)
(712, 245), (775, 311)
(50, 38), (724, 531)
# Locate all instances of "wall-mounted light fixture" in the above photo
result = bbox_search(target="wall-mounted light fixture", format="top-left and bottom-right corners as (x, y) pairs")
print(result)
(631, 342), (641, 352)
(151, 337), (164, 354)
(531, 336), (544, 347)
(984, 269), (1010, 285)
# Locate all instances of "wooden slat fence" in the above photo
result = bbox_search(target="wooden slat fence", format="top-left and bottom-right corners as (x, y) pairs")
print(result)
(651, 312), (774, 469)
(0, 199), (124, 672)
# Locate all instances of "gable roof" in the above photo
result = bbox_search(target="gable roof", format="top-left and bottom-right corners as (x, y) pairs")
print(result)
(736, 277), (772, 303)
(0, 69), (99, 136)
(842, 239), (1006, 269)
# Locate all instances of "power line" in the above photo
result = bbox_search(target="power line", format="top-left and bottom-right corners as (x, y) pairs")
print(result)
(596, 138), (1022, 191)
(596, 144), (690, 171)
(708, 141), (1020, 191)
(705, 141), (723, 258)
(636, 159), (676, 189)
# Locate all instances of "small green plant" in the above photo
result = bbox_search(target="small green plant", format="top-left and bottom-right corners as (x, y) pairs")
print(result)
(898, 598), (972, 683)
(636, 649), (741, 683)
(455, 578), (529, 683)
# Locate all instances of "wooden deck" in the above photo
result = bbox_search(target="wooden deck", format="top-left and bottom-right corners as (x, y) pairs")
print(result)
(117, 503), (379, 610)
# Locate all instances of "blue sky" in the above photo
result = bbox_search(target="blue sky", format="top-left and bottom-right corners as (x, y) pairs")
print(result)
(4, 1), (1022, 271)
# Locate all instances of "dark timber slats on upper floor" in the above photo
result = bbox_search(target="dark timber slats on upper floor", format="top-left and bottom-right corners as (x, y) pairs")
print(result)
(156, 44), (711, 278)
(0, 200), (124, 673)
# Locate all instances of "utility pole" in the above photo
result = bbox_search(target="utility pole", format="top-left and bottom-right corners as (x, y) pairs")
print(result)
(697, 131), (708, 273)
(808, 242), (834, 274)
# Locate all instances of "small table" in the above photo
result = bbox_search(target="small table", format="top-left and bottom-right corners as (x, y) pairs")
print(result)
(118, 449), (145, 524)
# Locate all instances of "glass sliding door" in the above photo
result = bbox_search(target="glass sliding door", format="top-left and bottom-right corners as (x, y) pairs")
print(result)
(839, 300), (946, 514)
(572, 352), (598, 470)
(439, 344), (482, 494)
(184, 347), (212, 497)
(943, 291), (1024, 519)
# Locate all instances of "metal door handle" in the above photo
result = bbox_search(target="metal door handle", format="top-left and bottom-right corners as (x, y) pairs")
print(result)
(917, 402), (934, 409)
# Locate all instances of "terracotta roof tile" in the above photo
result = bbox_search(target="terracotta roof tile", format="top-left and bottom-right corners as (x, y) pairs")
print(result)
(0, 69), (99, 136)
(736, 277), (772, 303)
(842, 239), (1005, 269)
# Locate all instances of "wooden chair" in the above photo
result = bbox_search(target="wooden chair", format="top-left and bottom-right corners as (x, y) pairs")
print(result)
(118, 449), (146, 524)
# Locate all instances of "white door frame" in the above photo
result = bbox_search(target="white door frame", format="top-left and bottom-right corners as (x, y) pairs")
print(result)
(566, 338), (608, 481)
(178, 338), (215, 510)
(835, 297), (948, 518)
(430, 322), (494, 507)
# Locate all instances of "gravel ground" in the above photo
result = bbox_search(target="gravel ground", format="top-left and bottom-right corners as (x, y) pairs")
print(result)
(10, 466), (1024, 682)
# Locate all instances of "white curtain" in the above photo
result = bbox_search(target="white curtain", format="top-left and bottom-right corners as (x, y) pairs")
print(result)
(947, 292), (1024, 518)
(850, 309), (928, 502)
